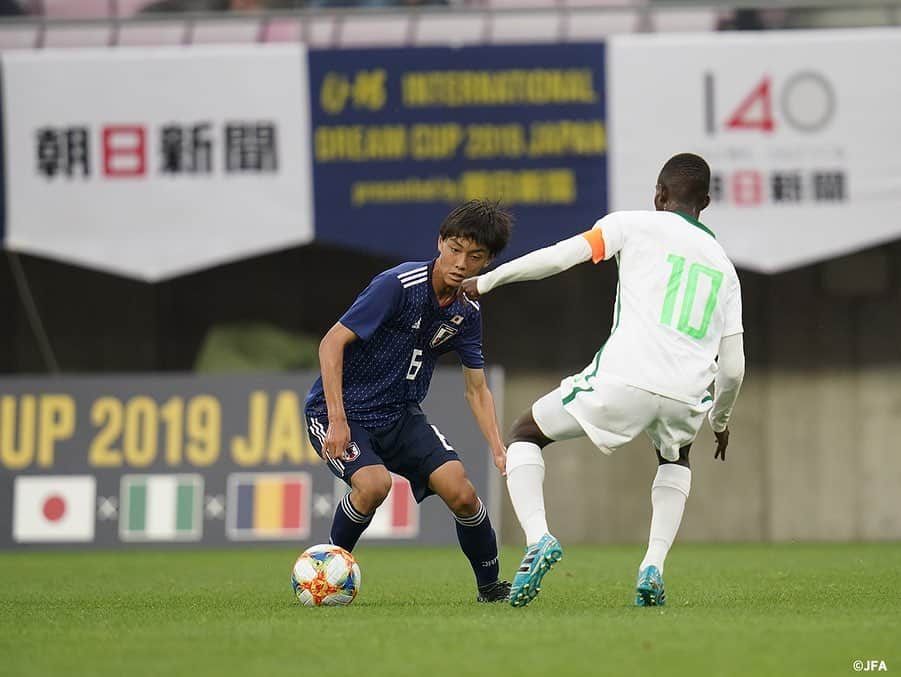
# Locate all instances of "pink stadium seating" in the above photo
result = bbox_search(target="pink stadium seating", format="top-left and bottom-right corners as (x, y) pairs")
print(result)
(116, 20), (187, 45)
(39, 0), (113, 18)
(488, 12), (561, 42)
(562, 9), (641, 36)
(337, 15), (413, 47)
(191, 18), (261, 44)
(485, 0), (562, 7)
(562, 0), (646, 5)
(303, 16), (339, 48)
(113, 0), (156, 17)
(650, 8), (718, 32)
(0, 25), (39, 50)
(261, 17), (302, 43)
(42, 25), (112, 46)
(412, 13), (486, 46)
(19, 0), (724, 50)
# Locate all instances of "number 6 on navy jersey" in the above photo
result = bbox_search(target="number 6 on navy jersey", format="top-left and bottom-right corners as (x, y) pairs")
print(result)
(406, 349), (424, 380)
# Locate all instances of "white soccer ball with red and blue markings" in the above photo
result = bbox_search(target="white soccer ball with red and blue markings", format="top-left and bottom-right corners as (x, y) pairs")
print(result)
(291, 544), (361, 607)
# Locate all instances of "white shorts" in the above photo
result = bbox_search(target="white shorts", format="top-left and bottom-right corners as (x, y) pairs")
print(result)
(531, 373), (712, 462)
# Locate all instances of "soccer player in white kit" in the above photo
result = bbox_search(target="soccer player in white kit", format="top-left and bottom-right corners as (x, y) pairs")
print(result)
(461, 153), (745, 608)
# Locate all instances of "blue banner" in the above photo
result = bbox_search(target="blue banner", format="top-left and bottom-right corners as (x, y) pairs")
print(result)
(309, 44), (607, 262)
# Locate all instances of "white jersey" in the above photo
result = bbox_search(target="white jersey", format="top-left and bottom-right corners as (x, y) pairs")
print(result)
(583, 210), (742, 404)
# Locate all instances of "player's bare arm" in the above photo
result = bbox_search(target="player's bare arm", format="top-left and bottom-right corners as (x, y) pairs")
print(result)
(462, 366), (507, 476)
(461, 230), (599, 300)
(318, 321), (358, 459)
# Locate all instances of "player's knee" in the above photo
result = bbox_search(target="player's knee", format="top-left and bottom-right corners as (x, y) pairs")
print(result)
(656, 444), (691, 467)
(351, 468), (392, 513)
(507, 410), (551, 448)
(446, 482), (479, 517)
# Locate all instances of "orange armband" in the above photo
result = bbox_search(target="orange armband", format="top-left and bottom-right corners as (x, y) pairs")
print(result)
(581, 228), (606, 264)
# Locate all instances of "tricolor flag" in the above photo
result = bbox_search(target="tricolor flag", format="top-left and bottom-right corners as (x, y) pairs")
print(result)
(119, 474), (203, 542)
(13, 475), (96, 543)
(227, 472), (311, 541)
(333, 473), (418, 539)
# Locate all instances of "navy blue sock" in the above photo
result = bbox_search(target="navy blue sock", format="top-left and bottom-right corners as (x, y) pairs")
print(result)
(330, 494), (371, 552)
(454, 499), (500, 588)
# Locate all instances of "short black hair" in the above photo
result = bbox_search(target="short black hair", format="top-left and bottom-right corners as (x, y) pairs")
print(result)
(658, 153), (711, 209)
(439, 200), (513, 258)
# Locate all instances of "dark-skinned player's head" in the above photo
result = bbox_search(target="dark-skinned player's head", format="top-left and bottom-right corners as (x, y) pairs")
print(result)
(439, 200), (513, 259)
(654, 153), (711, 215)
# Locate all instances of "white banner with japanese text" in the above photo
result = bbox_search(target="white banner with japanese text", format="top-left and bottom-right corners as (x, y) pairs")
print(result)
(2, 45), (314, 281)
(608, 28), (901, 272)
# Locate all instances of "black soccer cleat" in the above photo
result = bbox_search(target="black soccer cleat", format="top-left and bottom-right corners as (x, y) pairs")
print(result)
(477, 580), (512, 603)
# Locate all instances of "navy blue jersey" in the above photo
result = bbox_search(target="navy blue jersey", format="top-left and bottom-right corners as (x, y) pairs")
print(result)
(304, 260), (484, 426)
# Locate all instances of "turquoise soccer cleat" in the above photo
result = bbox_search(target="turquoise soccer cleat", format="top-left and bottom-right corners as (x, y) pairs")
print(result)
(635, 565), (666, 607)
(509, 533), (563, 608)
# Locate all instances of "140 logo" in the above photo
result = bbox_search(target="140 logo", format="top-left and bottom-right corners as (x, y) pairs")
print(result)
(704, 71), (836, 135)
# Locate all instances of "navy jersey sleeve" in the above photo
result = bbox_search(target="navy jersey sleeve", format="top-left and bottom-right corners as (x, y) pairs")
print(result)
(455, 314), (485, 369)
(339, 273), (402, 341)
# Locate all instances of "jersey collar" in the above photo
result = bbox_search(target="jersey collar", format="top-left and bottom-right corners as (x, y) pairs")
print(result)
(673, 211), (716, 239)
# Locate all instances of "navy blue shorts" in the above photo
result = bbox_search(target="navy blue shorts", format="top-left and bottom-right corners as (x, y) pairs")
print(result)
(305, 403), (460, 503)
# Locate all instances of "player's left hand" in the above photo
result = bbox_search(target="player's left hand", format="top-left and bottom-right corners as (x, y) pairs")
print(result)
(492, 448), (507, 476)
(714, 427), (730, 460)
(460, 277), (481, 300)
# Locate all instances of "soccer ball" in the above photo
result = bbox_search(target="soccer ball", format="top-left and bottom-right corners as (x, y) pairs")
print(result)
(291, 544), (361, 607)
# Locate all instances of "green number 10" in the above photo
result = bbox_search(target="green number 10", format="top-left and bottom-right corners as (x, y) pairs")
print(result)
(660, 254), (724, 340)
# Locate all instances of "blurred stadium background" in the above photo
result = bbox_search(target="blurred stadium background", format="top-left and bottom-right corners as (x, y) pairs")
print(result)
(0, 1), (899, 675)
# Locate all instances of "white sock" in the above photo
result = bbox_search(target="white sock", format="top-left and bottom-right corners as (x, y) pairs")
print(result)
(639, 464), (691, 574)
(505, 441), (548, 546)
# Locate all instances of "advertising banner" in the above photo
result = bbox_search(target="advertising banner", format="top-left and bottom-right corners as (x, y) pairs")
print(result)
(0, 369), (501, 549)
(1, 45), (314, 281)
(309, 43), (608, 262)
(608, 28), (901, 273)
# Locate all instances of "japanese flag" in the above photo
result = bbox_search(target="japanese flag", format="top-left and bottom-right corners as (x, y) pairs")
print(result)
(13, 476), (96, 543)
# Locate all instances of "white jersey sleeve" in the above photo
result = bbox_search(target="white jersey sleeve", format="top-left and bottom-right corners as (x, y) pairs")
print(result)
(589, 212), (628, 261)
(709, 333), (745, 432)
(475, 234), (592, 295)
(723, 273), (744, 337)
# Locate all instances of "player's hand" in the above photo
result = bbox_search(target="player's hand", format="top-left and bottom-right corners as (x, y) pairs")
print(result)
(460, 277), (481, 300)
(324, 419), (352, 460)
(714, 427), (730, 461)
(492, 448), (507, 476)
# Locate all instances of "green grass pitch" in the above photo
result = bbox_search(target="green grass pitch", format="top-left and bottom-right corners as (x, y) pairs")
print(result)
(1, 543), (899, 677)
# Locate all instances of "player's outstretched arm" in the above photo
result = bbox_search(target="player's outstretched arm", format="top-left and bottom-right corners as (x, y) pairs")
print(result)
(461, 233), (594, 299)
(462, 366), (507, 476)
(319, 322), (358, 459)
(710, 333), (745, 461)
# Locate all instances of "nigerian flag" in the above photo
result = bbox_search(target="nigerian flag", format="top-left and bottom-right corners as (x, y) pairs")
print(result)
(120, 474), (203, 542)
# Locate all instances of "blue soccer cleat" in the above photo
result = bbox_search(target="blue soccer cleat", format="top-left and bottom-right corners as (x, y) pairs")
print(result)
(510, 533), (563, 608)
(635, 565), (666, 607)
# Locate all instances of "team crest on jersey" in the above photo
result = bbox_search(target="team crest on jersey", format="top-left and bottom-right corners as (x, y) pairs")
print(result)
(450, 315), (464, 326)
(341, 442), (361, 462)
(430, 323), (458, 348)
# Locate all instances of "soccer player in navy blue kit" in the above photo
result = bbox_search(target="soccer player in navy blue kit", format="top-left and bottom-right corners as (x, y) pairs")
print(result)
(305, 200), (514, 602)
